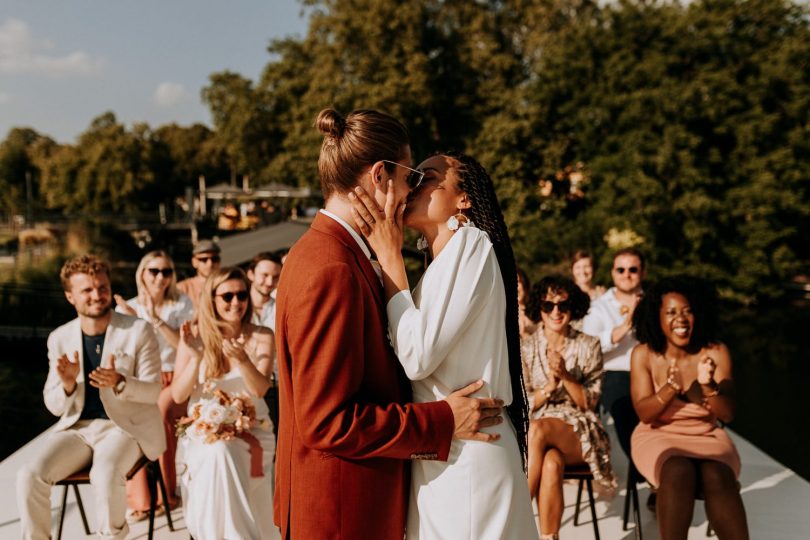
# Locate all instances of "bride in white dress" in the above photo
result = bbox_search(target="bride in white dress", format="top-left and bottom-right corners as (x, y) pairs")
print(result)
(171, 267), (277, 540)
(350, 152), (538, 539)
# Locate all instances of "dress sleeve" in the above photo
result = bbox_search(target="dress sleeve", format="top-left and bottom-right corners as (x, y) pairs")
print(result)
(387, 228), (497, 381)
(578, 336), (604, 411)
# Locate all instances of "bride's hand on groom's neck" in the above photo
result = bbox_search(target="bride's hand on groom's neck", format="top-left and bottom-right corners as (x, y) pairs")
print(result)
(445, 379), (504, 442)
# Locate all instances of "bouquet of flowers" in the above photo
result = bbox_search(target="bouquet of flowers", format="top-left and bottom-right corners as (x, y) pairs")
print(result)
(176, 382), (269, 443)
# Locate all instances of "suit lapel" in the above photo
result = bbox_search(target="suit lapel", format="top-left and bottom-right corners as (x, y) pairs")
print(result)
(311, 213), (384, 308)
(69, 318), (86, 383)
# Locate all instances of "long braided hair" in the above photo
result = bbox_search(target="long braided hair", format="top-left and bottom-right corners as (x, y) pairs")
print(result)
(442, 151), (529, 467)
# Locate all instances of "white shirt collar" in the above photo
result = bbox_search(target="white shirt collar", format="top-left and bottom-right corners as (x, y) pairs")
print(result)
(319, 209), (372, 261)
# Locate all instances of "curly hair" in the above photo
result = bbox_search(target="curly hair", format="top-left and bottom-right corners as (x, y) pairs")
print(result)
(441, 151), (529, 466)
(632, 276), (720, 354)
(60, 254), (110, 291)
(525, 275), (591, 323)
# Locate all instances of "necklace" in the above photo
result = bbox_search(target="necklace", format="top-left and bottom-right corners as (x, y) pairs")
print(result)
(95, 343), (101, 355)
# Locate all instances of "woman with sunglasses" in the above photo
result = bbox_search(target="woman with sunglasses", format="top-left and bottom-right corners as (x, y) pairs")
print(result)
(349, 152), (537, 539)
(630, 277), (747, 539)
(172, 267), (275, 539)
(114, 250), (193, 520)
(521, 276), (616, 539)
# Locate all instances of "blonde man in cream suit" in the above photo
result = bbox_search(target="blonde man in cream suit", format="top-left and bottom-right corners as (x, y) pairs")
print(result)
(16, 254), (165, 540)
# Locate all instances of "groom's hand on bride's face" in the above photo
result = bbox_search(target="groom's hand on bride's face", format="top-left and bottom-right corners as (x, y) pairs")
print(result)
(445, 379), (504, 442)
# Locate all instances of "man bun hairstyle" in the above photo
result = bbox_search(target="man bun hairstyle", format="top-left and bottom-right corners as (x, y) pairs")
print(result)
(315, 108), (410, 199)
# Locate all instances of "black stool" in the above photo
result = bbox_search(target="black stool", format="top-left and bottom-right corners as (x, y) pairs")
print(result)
(568, 464), (601, 540)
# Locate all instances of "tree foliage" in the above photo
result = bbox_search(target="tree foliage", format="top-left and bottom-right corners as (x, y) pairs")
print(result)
(2, 0), (808, 299)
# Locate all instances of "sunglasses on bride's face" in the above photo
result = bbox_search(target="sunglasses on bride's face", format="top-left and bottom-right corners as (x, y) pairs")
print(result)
(215, 290), (249, 303)
(380, 160), (425, 190)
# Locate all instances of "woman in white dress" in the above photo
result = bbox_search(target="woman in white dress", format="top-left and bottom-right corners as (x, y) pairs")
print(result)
(350, 152), (537, 539)
(171, 267), (276, 540)
(114, 250), (194, 519)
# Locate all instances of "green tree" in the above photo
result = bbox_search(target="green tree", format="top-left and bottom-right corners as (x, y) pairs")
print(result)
(37, 112), (158, 214)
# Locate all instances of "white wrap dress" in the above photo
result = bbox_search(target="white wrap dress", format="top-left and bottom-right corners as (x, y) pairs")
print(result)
(387, 226), (538, 540)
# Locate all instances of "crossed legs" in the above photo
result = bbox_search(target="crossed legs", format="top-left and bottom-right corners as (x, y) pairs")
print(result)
(527, 418), (585, 537)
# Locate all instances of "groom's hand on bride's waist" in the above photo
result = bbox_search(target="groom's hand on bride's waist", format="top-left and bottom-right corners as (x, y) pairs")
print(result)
(445, 379), (504, 442)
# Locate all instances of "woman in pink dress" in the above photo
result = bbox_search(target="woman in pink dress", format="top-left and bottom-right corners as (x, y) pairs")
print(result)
(630, 276), (748, 539)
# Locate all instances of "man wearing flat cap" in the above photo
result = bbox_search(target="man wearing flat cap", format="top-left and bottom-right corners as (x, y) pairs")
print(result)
(177, 239), (221, 310)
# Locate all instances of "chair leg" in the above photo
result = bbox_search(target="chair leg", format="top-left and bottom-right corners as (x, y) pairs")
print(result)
(632, 480), (643, 540)
(586, 478), (600, 540)
(573, 479), (584, 526)
(72, 484), (92, 535)
(155, 462), (175, 531)
(56, 485), (69, 540)
(623, 478), (632, 530)
(147, 463), (158, 540)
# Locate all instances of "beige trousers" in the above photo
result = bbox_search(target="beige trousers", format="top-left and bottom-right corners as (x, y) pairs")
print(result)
(16, 419), (142, 540)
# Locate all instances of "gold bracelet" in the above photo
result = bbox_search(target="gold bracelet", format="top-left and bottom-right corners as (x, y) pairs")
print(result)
(654, 392), (666, 405)
(702, 388), (720, 398)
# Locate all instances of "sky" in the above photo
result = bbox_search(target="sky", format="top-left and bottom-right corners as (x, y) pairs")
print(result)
(0, 0), (308, 143)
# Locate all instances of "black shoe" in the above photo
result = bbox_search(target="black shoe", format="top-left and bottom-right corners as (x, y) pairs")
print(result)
(646, 492), (657, 513)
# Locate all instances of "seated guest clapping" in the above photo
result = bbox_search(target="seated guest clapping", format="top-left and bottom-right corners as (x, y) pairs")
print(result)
(630, 276), (748, 539)
(114, 250), (193, 520)
(172, 267), (275, 540)
(16, 254), (164, 540)
(521, 276), (616, 540)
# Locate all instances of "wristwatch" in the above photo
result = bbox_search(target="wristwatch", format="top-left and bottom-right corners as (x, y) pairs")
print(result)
(114, 376), (127, 395)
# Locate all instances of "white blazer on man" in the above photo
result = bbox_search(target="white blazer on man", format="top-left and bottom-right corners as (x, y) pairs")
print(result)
(43, 311), (166, 459)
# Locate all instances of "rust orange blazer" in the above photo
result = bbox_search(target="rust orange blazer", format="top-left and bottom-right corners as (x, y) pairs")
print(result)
(273, 213), (455, 539)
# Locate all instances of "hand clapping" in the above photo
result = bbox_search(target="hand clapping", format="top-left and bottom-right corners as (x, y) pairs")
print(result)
(547, 346), (567, 382)
(180, 321), (204, 361)
(697, 356), (716, 385)
(222, 335), (250, 366)
(56, 351), (81, 392)
(113, 294), (137, 317)
(88, 354), (122, 388)
(666, 358), (682, 392)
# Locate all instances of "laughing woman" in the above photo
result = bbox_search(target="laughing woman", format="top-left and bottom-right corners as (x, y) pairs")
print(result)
(630, 276), (748, 540)
(350, 152), (537, 539)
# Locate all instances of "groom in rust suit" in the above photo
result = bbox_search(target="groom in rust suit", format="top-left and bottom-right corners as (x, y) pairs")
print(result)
(273, 108), (502, 539)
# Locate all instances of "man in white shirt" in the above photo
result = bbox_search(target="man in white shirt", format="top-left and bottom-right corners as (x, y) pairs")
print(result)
(247, 250), (283, 435)
(247, 251), (283, 331)
(582, 247), (645, 460)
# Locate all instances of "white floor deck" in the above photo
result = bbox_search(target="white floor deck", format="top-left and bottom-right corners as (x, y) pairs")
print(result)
(0, 423), (807, 539)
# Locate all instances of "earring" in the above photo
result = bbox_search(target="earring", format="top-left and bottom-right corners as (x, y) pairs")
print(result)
(416, 236), (429, 251)
(446, 213), (473, 231)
